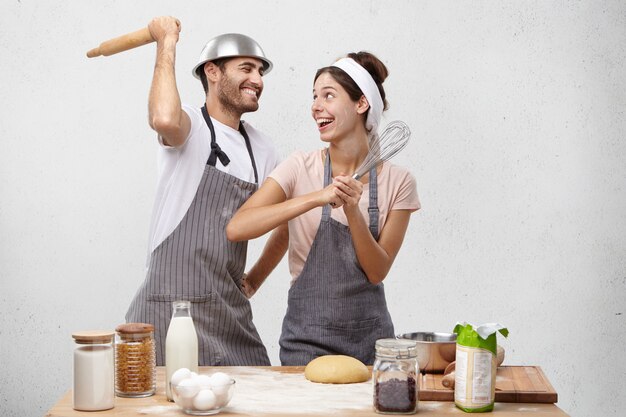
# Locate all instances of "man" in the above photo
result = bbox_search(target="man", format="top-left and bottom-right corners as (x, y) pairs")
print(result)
(126, 16), (287, 366)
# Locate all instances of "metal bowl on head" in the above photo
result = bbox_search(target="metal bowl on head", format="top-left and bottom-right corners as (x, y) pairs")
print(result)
(396, 332), (457, 373)
(192, 33), (273, 79)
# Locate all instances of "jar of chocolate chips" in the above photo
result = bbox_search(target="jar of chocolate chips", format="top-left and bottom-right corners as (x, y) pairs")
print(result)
(373, 338), (419, 414)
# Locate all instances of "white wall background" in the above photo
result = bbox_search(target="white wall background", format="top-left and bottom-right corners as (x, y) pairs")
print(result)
(1, 1), (624, 416)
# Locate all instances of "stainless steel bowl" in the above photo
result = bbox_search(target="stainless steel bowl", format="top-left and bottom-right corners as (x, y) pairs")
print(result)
(396, 332), (457, 373)
(192, 33), (273, 78)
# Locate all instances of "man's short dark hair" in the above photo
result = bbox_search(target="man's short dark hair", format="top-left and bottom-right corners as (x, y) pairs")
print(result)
(198, 58), (229, 93)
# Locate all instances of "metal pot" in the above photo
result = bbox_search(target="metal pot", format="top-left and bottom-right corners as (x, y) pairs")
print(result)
(396, 332), (456, 373)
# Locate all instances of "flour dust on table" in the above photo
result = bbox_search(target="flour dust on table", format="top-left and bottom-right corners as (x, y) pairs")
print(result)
(228, 368), (372, 414)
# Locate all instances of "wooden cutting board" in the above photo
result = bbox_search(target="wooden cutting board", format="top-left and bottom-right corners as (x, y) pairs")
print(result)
(419, 366), (558, 403)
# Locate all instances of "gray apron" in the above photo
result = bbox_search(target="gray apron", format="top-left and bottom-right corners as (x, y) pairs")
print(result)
(279, 152), (395, 366)
(126, 105), (270, 366)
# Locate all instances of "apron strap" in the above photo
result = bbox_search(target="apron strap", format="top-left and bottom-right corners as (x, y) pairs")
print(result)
(238, 121), (259, 184)
(201, 105), (259, 184)
(201, 105), (231, 167)
(322, 149), (379, 238)
(321, 150), (333, 221)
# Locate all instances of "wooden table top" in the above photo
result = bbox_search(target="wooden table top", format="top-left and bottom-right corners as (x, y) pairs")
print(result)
(46, 366), (570, 417)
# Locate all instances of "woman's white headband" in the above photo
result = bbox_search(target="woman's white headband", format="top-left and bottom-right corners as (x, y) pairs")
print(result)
(332, 57), (384, 134)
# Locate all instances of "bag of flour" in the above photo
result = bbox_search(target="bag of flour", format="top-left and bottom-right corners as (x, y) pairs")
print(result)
(453, 322), (508, 413)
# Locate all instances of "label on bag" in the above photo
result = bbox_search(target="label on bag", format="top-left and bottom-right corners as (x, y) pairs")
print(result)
(452, 322), (508, 412)
(454, 345), (496, 408)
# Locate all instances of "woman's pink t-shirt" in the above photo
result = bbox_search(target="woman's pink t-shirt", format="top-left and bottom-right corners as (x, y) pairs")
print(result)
(269, 149), (421, 283)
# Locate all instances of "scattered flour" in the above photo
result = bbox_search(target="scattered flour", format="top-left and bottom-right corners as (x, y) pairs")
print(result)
(227, 368), (372, 414)
(420, 401), (445, 410)
(137, 405), (179, 414)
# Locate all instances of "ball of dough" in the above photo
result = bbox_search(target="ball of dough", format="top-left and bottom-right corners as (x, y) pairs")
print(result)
(304, 355), (370, 383)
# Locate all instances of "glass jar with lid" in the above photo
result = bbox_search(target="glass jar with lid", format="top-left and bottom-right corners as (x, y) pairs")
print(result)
(115, 323), (156, 397)
(72, 330), (115, 411)
(373, 338), (419, 414)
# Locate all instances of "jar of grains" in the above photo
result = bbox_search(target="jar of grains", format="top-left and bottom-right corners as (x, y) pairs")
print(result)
(115, 323), (156, 397)
(373, 338), (419, 414)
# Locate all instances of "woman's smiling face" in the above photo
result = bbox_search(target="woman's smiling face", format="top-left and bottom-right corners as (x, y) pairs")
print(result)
(311, 73), (361, 142)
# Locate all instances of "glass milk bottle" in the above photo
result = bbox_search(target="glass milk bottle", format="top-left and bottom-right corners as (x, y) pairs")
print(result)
(72, 330), (115, 411)
(165, 300), (199, 401)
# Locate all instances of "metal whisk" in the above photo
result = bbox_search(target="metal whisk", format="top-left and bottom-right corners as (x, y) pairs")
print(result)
(352, 120), (411, 180)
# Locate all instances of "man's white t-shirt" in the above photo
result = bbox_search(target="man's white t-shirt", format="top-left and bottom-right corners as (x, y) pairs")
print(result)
(147, 104), (279, 255)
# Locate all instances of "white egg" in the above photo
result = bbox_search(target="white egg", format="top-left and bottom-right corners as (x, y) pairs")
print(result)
(176, 377), (200, 398)
(212, 383), (230, 397)
(195, 374), (211, 388)
(209, 371), (231, 387)
(189, 371), (199, 379)
(193, 389), (217, 411)
(175, 394), (195, 410)
(213, 390), (230, 408)
(224, 386), (234, 403)
(171, 368), (192, 386)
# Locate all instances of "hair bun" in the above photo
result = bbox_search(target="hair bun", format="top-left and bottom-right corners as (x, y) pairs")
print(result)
(347, 51), (389, 110)
(348, 51), (389, 84)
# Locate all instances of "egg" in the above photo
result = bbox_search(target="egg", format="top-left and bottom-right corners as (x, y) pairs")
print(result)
(176, 377), (200, 398)
(171, 368), (192, 387)
(175, 394), (195, 410)
(209, 372), (231, 387)
(193, 389), (217, 411)
(224, 386), (234, 404)
(195, 374), (212, 388)
(213, 389), (230, 408)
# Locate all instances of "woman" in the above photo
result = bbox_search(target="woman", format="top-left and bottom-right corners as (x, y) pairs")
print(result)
(226, 52), (420, 365)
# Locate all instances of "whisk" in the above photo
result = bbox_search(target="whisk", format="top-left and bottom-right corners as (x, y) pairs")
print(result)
(352, 120), (411, 180)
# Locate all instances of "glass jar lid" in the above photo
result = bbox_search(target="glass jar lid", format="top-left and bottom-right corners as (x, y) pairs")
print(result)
(375, 338), (418, 359)
(115, 323), (154, 334)
(72, 330), (115, 344)
(115, 323), (154, 340)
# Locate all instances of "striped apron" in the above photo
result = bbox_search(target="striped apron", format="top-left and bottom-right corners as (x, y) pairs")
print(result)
(279, 152), (395, 366)
(126, 106), (270, 366)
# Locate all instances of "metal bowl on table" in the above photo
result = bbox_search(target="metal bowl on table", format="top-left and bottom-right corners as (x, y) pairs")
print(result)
(396, 332), (456, 373)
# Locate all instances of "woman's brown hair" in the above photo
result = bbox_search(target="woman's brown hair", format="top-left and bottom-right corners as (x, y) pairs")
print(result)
(314, 51), (389, 114)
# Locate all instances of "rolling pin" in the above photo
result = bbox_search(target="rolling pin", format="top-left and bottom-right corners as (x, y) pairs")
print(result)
(441, 362), (456, 388)
(441, 345), (505, 389)
(86, 19), (180, 58)
(86, 27), (154, 58)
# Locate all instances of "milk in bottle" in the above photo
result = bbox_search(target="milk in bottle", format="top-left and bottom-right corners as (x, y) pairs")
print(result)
(165, 300), (199, 401)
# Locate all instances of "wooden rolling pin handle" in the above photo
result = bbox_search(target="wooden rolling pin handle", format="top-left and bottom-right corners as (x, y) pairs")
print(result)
(497, 345), (505, 366)
(442, 361), (456, 389)
(442, 372), (455, 389)
(86, 27), (154, 58)
(444, 361), (455, 376)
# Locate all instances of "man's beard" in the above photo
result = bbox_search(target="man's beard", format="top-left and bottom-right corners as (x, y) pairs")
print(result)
(217, 73), (260, 117)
